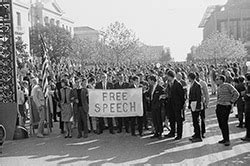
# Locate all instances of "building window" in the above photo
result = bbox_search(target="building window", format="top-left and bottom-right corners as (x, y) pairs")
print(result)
(62, 24), (64, 29)
(242, 19), (250, 41)
(16, 12), (21, 26)
(56, 20), (60, 27)
(66, 25), (68, 30)
(44, 16), (49, 25)
(229, 20), (237, 39)
(50, 18), (55, 25)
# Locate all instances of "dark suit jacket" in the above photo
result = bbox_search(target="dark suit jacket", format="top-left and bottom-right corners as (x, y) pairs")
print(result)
(188, 81), (202, 110)
(150, 84), (163, 111)
(95, 81), (113, 89)
(81, 88), (89, 113)
(169, 79), (185, 112)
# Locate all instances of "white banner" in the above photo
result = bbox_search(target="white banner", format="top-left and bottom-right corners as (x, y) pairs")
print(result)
(88, 88), (143, 117)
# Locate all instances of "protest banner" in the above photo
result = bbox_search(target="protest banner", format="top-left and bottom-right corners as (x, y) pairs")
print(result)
(88, 88), (143, 117)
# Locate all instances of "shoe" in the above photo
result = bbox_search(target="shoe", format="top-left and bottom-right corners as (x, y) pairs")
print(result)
(77, 135), (82, 138)
(37, 134), (44, 138)
(83, 134), (88, 138)
(64, 135), (68, 138)
(150, 134), (159, 139)
(236, 124), (243, 128)
(224, 141), (230, 146)
(126, 130), (130, 133)
(132, 133), (136, 136)
(241, 137), (250, 142)
(117, 130), (122, 133)
(68, 135), (72, 138)
(97, 131), (103, 135)
(218, 140), (226, 144)
(175, 136), (182, 140)
(164, 133), (175, 138)
(110, 131), (115, 134)
(190, 138), (202, 143)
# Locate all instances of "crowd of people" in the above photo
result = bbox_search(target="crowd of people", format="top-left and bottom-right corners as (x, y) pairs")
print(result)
(16, 61), (250, 146)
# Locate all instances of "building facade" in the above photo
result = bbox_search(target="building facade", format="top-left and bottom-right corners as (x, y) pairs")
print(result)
(13, 0), (31, 52)
(199, 0), (250, 56)
(74, 26), (99, 41)
(30, 0), (74, 36)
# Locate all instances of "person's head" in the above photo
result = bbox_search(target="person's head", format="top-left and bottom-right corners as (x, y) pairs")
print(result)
(75, 77), (82, 88)
(22, 81), (29, 88)
(166, 70), (175, 82)
(176, 72), (182, 81)
(233, 77), (239, 86)
(117, 73), (124, 83)
(101, 73), (107, 82)
(216, 75), (226, 86)
(188, 73), (196, 83)
(81, 78), (87, 88)
(132, 76), (140, 86)
(245, 73), (250, 82)
(31, 77), (38, 86)
(61, 79), (67, 88)
(141, 81), (149, 91)
(148, 75), (157, 86)
(195, 72), (200, 82)
(238, 76), (245, 84)
(88, 77), (95, 85)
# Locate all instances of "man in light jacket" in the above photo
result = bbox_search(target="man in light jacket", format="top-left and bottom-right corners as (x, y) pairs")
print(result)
(31, 78), (45, 138)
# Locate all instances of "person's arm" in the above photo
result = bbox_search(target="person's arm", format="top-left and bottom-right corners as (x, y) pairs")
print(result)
(229, 84), (240, 104)
(196, 84), (202, 110)
(203, 82), (209, 107)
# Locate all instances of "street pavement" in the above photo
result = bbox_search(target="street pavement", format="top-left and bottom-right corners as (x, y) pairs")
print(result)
(1, 96), (250, 166)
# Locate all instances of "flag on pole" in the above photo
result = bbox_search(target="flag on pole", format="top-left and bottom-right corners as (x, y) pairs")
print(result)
(40, 35), (49, 97)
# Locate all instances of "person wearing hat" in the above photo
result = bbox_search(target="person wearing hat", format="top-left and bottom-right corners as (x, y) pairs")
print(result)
(164, 70), (185, 140)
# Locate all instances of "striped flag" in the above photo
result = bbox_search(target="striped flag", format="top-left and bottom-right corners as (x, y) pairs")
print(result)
(40, 35), (49, 97)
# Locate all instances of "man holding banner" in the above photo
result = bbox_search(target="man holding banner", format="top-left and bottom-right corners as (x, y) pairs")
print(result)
(95, 73), (115, 134)
(88, 74), (144, 135)
(113, 73), (130, 133)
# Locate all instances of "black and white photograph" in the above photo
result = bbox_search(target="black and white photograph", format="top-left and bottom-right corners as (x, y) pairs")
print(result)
(1, 0), (250, 165)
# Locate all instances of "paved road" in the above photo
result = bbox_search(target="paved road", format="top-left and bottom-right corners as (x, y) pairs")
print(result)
(1, 96), (250, 166)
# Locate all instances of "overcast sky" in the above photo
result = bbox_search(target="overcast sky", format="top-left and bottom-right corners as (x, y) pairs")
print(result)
(59, 0), (227, 61)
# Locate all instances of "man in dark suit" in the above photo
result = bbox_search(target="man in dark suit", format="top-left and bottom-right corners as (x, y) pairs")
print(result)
(74, 78), (89, 138)
(188, 73), (203, 142)
(148, 75), (164, 139)
(95, 73), (115, 134)
(113, 73), (130, 133)
(165, 70), (185, 140)
(129, 76), (141, 136)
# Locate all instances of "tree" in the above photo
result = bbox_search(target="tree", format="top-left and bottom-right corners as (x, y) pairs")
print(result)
(16, 36), (29, 69)
(159, 47), (172, 62)
(30, 24), (73, 63)
(100, 21), (140, 63)
(194, 32), (247, 62)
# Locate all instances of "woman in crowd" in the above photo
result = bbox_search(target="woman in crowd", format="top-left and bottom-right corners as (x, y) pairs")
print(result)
(60, 79), (74, 138)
